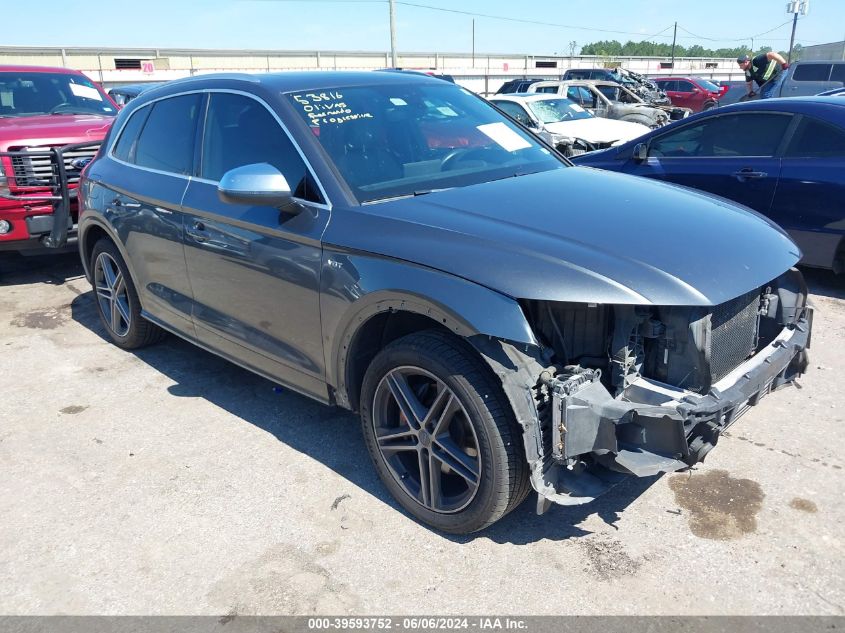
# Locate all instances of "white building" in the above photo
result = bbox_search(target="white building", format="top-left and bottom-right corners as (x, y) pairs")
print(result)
(0, 46), (747, 94)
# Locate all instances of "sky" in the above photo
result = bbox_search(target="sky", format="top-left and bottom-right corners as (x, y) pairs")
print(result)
(4, 0), (844, 54)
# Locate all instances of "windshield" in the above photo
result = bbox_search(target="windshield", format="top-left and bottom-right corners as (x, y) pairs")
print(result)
(596, 85), (641, 104)
(694, 78), (721, 92)
(286, 82), (564, 203)
(0, 72), (116, 118)
(527, 98), (593, 123)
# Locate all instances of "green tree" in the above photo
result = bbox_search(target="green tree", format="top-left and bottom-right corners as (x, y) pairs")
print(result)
(579, 39), (786, 59)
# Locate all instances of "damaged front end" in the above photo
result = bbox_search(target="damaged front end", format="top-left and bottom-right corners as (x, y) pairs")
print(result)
(475, 268), (812, 513)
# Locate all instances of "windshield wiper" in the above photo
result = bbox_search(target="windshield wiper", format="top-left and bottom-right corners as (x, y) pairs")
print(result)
(413, 187), (452, 196)
(364, 187), (454, 203)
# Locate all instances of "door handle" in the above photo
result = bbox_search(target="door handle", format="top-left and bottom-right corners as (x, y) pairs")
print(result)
(110, 198), (141, 209)
(187, 221), (209, 243)
(732, 168), (767, 181)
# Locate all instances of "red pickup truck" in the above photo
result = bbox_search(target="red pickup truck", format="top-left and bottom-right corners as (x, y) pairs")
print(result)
(0, 65), (117, 252)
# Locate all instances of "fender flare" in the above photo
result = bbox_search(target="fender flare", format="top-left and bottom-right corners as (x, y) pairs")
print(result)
(322, 252), (539, 408)
(78, 215), (140, 291)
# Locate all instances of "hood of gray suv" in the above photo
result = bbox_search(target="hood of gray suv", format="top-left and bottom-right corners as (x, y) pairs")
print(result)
(326, 167), (800, 306)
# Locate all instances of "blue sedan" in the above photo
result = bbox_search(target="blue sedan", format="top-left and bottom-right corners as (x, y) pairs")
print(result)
(573, 97), (845, 272)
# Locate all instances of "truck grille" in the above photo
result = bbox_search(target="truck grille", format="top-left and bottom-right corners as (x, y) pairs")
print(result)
(9, 145), (98, 188)
(709, 289), (761, 383)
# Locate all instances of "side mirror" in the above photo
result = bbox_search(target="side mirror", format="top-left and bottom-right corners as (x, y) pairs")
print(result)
(633, 143), (648, 162)
(218, 163), (295, 209)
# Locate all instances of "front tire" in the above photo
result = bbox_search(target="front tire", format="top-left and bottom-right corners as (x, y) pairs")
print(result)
(359, 330), (530, 533)
(90, 239), (166, 349)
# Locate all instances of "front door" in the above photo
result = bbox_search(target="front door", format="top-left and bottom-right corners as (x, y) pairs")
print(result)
(630, 111), (793, 216)
(181, 91), (330, 400)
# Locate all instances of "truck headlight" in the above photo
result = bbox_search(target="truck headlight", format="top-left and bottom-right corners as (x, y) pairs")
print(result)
(0, 161), (8, 197)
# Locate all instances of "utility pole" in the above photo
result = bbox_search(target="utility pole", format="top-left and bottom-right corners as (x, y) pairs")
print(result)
(389, 0), (398, 68)
(788, 13), (798, 62)
(569, 41), (577, 58)
(472, 19), (475, 65)
(670, 21), (677, 66)
(787, 0), (810, 64)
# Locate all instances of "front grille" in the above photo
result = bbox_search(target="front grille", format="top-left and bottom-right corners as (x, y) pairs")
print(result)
(709, 289), (761, 383)
(10, 145), (98, 188)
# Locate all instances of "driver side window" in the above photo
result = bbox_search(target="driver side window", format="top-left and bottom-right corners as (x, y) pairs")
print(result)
(493, 101), (534, 127)
(201, 92), (322, 202)
(649, 113), (792, 158)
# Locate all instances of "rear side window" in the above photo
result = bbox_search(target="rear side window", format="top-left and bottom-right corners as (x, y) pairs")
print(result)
(200, 92), (320, 202)
(792, 64), (832, 82)
(650, 113), (792, 157)
(112, 106), (150, 163)
(134, 94), (201, 175)
(784, 117), (845, 158)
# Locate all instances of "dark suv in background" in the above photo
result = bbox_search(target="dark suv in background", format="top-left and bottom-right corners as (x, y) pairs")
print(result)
(78, 71), (812, 533)
(495, 78), (546, 94)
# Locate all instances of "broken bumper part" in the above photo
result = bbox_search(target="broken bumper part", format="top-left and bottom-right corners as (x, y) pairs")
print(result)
(539, 307), (812, 508)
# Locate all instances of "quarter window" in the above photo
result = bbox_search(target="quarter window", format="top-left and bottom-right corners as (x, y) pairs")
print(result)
(649, 113), (792, 158)
(792, 64), (832, 82)
(784, 117), (845, 158)
(200, 92), (320, 202)
(112, 106), (150, 163)
(134, 94), (201, 175)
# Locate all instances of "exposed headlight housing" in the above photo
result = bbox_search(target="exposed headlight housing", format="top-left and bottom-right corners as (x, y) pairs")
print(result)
(549, 133), (574, 148)
(0, 219), (11, 235)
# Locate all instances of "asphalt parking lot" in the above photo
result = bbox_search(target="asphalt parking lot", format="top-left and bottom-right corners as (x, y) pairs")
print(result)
(1, 251), (843, 616)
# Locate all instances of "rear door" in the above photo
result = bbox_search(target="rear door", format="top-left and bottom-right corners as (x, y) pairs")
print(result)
(630, 111), (793, 215)
(657, 79), (687, 108)
(100, 93), (201, 331)
(672, 80), (699, 111)
(771, 114), (845, 269)
(181, 90), (330, 400)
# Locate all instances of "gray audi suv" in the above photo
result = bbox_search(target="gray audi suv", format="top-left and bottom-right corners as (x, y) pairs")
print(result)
(77, 71), (812, 533)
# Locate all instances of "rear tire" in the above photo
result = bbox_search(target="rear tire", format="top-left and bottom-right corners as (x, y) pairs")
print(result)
(90, 239), (166, 350)
(359, 330), (530, 533)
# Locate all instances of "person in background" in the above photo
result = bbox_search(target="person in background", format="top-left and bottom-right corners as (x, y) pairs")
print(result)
(737, 51), (789, 99)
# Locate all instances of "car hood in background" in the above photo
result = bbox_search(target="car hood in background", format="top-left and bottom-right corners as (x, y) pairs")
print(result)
(326, 167), (800, 307)
(544, 117), (650, 145)
(0, 114), (114, 150)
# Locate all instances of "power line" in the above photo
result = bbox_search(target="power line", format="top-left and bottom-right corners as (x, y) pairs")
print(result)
(250, 1), (817, 45)
(676, 18), (796, 43)
(394, 1), (680, 38)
